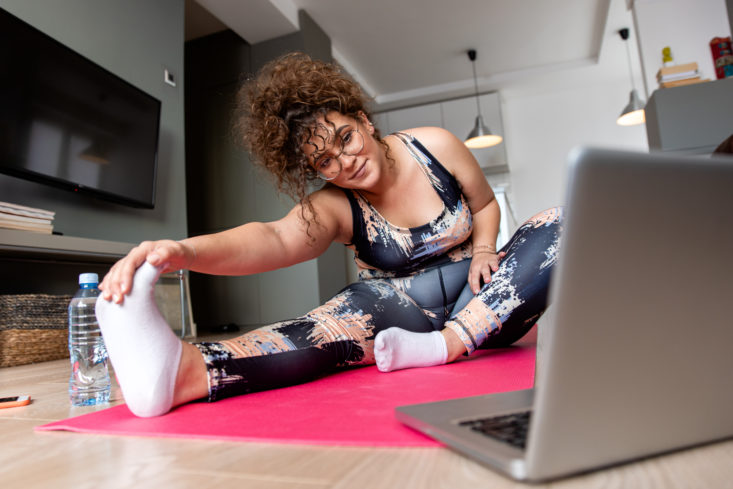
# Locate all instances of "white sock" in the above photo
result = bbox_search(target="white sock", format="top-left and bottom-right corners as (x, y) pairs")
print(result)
(374, 327), (448, 372)
(96, 262), (182, 417)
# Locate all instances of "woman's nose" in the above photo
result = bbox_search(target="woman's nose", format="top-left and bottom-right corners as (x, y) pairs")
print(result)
(337, 152), (357, 167)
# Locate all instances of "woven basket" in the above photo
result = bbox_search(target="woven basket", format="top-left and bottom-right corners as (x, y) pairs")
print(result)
(0, 294), (72, 368)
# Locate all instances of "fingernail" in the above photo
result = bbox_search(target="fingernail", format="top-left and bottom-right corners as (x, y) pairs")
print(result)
(113, 294), (122, 303)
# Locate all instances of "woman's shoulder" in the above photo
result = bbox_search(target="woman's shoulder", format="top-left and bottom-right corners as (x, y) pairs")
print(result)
(310, 182), (348, 200)
(392, 126), (461, 144)
(391, 127), (469, 172)
(391, 127), (464, 155)
(307, 185), (354, 243)
(307, 185), (354, 217)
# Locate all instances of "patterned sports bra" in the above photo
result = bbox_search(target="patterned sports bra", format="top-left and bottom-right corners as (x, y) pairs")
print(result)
(344, 132), (473, 279)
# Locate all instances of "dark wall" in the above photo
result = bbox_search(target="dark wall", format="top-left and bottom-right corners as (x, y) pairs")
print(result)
(0, 0), (187, 243)
(184, 11), (346, 331)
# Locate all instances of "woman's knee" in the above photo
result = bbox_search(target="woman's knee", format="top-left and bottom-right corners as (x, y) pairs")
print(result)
(502, 207), (563, 259)
(522, 207), (564, 228)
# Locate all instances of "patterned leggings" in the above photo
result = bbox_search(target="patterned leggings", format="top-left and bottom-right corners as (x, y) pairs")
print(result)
(195, 207), (563, 401)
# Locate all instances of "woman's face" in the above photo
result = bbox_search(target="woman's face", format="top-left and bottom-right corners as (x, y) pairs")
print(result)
(302, 111), (379, 188)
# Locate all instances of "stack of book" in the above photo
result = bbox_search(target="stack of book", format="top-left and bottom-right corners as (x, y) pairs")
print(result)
(0, 201), (55, 234)
(656, 62), (709, 88)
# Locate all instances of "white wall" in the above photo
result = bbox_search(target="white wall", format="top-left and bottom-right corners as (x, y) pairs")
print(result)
(630, 0), (731, 97)
(369, 0), (652, 229)
(367, 0), (731, 232)
(500, 0), (648, 221)
(502, 0), (731, 223)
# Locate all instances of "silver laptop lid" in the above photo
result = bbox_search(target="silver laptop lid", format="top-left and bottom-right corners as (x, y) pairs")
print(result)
(526, 147), (733, 479)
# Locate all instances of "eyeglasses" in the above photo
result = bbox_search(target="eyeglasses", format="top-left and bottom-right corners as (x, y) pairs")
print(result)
(313, 128), (365, 181)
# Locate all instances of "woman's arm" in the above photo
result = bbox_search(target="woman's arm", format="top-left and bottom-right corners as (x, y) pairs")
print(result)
(410, 126), (504, 294)
(100, 188), (350, 303)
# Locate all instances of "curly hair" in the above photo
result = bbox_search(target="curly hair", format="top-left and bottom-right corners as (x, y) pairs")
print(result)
(236, 52), (388, 237)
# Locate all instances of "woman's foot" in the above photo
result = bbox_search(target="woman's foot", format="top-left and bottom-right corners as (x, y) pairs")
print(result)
(374, 328), (448, 372)
(96, 262), (183, 417)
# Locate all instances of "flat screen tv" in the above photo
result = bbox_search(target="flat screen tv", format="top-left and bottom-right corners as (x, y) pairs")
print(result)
(0, 8), (161, 209)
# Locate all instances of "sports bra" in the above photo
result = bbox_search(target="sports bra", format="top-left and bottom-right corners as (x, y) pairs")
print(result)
(344, 132), (473, 279)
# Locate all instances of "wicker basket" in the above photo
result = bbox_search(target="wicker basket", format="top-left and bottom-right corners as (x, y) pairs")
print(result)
(0, 294), (72, 368)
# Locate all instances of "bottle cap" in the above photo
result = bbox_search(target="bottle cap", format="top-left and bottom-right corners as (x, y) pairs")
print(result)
(78, 273), (99, 285)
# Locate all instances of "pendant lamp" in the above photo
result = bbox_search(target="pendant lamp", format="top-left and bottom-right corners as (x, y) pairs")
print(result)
(465, 49), (503, 148)
(617, 28), (646, 126)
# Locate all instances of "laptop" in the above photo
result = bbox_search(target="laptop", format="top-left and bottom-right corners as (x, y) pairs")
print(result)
(396, 147), (733, 482)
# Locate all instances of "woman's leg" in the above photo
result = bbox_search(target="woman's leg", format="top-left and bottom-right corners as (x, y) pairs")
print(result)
(444, 207), (563, 354)
(374, 260), (470, 372)
(375, 207), (564, 370)
(99, 270), (435, 415)
(196, 279), (435, 402)
(172, 342), (209, 406)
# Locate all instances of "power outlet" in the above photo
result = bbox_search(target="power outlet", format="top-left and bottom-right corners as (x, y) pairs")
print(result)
(164, 69), (176, 87)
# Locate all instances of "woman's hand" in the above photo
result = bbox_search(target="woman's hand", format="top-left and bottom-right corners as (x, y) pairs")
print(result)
(99, 240), (196, 304)
(468, 251), (506, 295)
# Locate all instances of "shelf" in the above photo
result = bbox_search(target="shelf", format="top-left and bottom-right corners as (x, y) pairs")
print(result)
(0, 228), (195, 336)
(0, 228), (135, 264)
(645, 77), (733, 154)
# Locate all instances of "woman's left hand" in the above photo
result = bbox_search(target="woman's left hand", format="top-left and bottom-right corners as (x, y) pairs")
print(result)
(469, 251), (506, 295)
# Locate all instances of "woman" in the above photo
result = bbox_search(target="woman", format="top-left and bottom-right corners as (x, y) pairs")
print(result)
(97, 53), (563, 417)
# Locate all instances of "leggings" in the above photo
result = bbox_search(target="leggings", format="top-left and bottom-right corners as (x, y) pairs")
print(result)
(195, 207), (563, 401)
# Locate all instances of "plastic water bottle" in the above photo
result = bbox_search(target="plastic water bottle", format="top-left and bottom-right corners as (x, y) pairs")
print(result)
(68, 273), (110, 406)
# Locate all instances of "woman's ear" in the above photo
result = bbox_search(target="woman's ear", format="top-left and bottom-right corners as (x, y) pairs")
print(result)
(358, 111), (375, 134)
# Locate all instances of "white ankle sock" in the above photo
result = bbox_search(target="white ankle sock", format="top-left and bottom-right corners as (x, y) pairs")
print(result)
(374, 328), (448, 372)
(96, 262), (182, 417)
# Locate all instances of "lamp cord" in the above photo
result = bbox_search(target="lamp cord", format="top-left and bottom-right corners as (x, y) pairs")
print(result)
(624, 39), (636, 91)
(471, 58), (483, 118)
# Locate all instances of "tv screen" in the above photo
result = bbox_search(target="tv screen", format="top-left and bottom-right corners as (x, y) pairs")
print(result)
(0, 8), (161, 209)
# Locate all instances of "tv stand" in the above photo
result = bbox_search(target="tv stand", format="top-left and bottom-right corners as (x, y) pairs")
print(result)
(0, 228), (194, 337)
(0, 228), (135, 263)
(0, 228), (135, 296)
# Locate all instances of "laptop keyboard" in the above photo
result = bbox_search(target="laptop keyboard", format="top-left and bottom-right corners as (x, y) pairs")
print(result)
(458, 411), (531, 450)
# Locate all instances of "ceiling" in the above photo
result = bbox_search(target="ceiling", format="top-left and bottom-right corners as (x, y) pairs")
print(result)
(187, 0), (612, 110)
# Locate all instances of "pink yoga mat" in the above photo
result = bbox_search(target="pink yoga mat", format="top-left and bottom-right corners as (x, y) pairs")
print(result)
(37, 334), (536, 447)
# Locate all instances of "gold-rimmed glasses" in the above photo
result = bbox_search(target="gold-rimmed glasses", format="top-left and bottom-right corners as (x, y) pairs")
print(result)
(313, 128), (365, 181)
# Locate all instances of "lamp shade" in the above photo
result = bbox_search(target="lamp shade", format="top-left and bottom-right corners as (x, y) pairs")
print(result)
(617, 89), (646, 126)
(465, 115), (503, 148)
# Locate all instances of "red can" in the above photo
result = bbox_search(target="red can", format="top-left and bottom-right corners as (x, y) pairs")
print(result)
(710, 36), (732, 79)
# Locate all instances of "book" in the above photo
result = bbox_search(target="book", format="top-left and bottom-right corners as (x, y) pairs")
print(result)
(0, 201), (55, 234)
(656, 62), (699, 80)
(658, 71), (700, 83)
(0, 219), (53, 234)
(0, 212), (53, 226)
(659, 77), (710, 89)
(0, 201), (55, 220)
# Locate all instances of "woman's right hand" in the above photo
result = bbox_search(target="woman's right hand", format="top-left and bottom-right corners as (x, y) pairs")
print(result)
(99, 239), (195, 304)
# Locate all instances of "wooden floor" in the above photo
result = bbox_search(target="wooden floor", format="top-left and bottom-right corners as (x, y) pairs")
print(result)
(2, 358), (732, 489)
